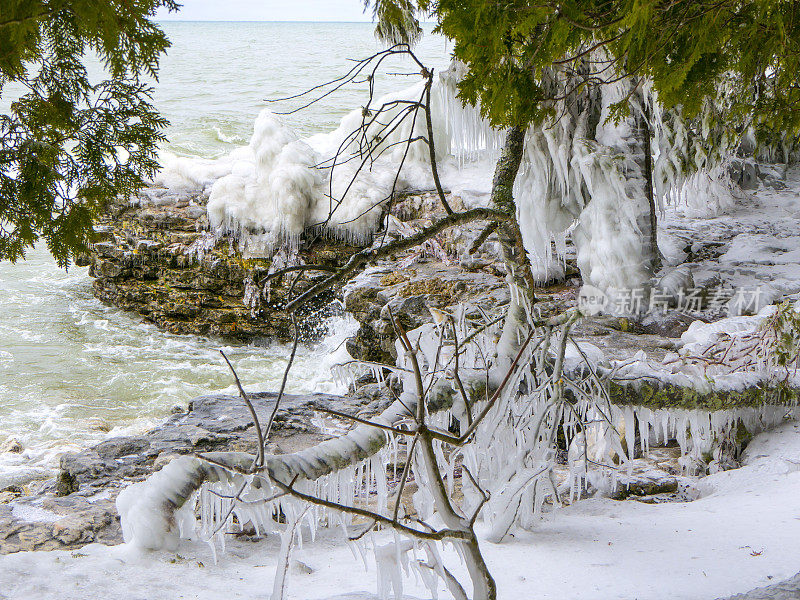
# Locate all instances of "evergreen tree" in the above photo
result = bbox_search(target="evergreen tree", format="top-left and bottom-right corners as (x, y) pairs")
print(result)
(0, 0), (178, 265)
(433, 1), (800, 134)
(370, 1), (799, 292)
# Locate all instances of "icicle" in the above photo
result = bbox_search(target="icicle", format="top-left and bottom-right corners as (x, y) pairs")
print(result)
(272, 508), (307, 600)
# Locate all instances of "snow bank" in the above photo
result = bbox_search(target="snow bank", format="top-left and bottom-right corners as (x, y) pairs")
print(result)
(6, 421), (800, 599)
(614, 304), (795, 389)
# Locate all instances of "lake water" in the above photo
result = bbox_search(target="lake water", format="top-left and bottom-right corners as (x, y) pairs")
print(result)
(0, 22), (451, 487)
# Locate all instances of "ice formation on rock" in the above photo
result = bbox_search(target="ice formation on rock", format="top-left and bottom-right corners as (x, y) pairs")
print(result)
(153, 73), (460, 255)
(150, 58), (755, 299)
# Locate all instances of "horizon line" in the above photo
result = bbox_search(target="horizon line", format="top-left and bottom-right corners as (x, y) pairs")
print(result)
(155, 19), (438, 24)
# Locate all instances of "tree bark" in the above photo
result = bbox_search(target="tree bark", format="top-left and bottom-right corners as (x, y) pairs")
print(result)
(489, 125), (535, 299)
(636, 98), (662, 274)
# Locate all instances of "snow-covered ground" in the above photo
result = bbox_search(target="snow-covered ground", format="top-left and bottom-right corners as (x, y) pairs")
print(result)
(662, 166), (800, 301)
(2, 419), (799, 600)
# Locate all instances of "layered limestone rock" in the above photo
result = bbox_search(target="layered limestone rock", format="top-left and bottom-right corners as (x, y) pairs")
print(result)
(83, 188), (360, 341)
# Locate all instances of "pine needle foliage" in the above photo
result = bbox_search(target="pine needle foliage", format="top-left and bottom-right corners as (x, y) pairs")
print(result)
(0, 0), (178, 266)
(433, 0), (800, 138)
(366, 0), (427, 44)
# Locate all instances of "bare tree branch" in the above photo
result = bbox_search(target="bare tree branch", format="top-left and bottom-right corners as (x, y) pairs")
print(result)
(285, 207), (509, 312)
(262, 314), (300, 446)
(220, 350), (265, 468)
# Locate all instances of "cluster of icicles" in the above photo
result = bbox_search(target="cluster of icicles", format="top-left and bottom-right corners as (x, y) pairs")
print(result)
(116, 303), (799, 599)
(148, 56), (746, 295)
(566, 401), (798, 488)
(513, 67), (746, 293)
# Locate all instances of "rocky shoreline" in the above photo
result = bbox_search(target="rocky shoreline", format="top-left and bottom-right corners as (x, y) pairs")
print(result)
(1, 379), (695, 555)
(80, 185), (610, 361)
(79, 177), (782, 369)
(4, 166), (800, 560)
(81, 187), (359, 341)
(0, 384), (395, 554)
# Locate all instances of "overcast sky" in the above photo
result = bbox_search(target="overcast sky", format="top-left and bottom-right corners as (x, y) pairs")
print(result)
(156, 1), (375, 21)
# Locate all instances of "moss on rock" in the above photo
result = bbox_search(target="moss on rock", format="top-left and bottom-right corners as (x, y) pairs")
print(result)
(87, 192), (359, 341)
(607, 379), (800, 410)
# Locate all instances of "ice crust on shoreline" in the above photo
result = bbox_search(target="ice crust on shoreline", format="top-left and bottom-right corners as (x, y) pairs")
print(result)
(150, 65), (743, 295)
(5, 417), (800, 600)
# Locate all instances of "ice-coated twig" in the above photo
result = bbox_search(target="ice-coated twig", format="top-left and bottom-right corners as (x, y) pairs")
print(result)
(219, 350), (264, 468)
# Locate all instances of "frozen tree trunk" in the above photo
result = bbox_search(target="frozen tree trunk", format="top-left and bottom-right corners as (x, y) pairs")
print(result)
(491, 126), (535, 358)
(417, 432), (497, 599)
(490, 126), (534, 297)
(633, 91), (662, 275)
